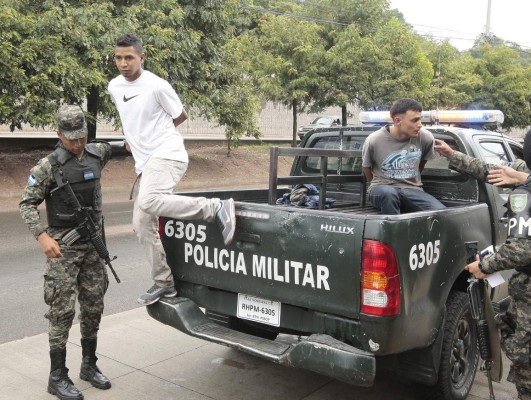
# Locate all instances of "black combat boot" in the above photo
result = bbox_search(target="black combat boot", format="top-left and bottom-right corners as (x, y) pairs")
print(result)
(48, 349), (84, 400)
(79, 338), (111, 389)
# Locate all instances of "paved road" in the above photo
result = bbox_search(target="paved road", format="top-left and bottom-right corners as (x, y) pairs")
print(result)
(0, 200), (148, 343)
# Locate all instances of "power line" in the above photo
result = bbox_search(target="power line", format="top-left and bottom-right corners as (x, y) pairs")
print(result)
(240, 3), (531, 51)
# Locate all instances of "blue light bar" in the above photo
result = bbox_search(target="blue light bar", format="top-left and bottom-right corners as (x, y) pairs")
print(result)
(428, 110), (504, 125)
(359, 111), (393, 124)
(359, 111), (432, 125)
(359, 110), (504, 126)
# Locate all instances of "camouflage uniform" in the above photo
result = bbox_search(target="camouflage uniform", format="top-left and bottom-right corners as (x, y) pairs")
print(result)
(449, 151), (531, 399)
(20, 139), (112, 351)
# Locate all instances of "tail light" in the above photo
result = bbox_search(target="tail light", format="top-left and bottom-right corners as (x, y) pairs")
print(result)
(361, 240), (400, 316)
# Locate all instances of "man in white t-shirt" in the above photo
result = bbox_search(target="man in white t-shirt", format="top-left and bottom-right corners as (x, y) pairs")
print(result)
(108, 34), (236, 306)
(361, 98), (445, 214)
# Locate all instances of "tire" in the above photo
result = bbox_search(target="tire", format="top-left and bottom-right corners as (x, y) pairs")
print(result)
(429, 291), (480, 400)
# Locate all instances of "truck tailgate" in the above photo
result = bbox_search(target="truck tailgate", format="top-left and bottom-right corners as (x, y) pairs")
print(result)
(161, 202), (365, 319)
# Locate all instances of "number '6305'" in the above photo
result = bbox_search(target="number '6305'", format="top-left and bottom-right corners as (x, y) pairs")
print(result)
(409, 240), (441, 270)
(164, 221), (207, 243)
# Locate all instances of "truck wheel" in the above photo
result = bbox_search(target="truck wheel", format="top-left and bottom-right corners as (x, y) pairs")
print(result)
(431, 291), (479, 400)
(205, 310), (278, 340)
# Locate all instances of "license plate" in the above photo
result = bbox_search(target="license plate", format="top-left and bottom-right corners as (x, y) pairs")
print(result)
(237, 293), (281, 327)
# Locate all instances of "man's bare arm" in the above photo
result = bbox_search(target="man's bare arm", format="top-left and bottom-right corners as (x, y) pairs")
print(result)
(362, 166), (373, 182)
(173, 109), (188, 128)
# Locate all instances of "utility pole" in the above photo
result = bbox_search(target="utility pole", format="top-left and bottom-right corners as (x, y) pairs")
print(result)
(485, 0), (492, 36)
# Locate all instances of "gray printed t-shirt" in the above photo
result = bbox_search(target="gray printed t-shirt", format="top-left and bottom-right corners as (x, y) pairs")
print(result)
(361, 126), (436, 193)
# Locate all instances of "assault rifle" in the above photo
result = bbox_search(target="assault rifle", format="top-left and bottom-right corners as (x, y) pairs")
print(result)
(51, 164), (120, 283)
(468, 277), (495, 400)
(465, 241), (501, 400)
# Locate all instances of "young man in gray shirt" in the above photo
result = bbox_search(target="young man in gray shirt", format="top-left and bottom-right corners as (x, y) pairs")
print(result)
(361, 98), (445, 214)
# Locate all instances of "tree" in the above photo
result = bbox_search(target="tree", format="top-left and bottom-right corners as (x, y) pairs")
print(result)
(419, 40), (482, 110)
(44, 1), (116, 139)
(0, 1), (107, 131)
(291, 0), (392, 124)
(244, 0), (392, 128)
(0, 0), (261, 149)
(326, 18), (433, 113)
(469, 44), (531, 128)
(211, 37), (261, 155)
(241, 14), (326, 147)
(298, 0), (390, 36)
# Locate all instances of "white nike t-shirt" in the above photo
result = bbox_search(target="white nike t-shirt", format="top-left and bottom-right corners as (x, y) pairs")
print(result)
(108, 70), (189, 174)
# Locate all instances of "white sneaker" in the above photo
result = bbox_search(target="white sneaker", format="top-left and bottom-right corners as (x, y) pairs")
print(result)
(215, 199), (236, 246)
(137, 284), (177, 306)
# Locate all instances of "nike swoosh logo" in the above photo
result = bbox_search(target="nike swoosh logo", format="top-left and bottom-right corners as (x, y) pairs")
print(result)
(123, 94), (140, 102)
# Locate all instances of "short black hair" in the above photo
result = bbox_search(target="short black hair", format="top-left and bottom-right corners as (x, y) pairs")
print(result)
(115, 33), (143, 54)
(390, 98), (423, 118)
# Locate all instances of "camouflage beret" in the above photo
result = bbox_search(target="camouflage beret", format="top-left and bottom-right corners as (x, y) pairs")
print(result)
(55, 105), (88, 139)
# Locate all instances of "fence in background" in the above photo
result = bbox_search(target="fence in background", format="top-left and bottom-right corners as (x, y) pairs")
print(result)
(0, 102), (359, 138)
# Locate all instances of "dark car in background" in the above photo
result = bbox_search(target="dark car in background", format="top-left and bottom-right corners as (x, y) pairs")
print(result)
(298, 115), (342, 139)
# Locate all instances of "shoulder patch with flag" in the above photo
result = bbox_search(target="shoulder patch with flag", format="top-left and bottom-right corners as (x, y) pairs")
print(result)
(27, 174), (38, 186)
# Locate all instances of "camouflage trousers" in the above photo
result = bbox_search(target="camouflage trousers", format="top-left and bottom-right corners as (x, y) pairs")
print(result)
(500, 272), (531, 398)
(44, 239), (109, 351)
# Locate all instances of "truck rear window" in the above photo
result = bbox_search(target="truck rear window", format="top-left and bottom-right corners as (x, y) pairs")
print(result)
(303, 136), (365, 174)
(303, 134), (462, 177)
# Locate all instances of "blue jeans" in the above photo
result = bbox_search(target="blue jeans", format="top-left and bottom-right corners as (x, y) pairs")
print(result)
(369, 185), (446, 215)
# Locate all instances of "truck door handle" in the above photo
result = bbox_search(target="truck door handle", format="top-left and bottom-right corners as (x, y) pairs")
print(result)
(235, 233), (261, 251)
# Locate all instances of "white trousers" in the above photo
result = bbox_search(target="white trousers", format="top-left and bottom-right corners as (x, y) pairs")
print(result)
(132, 157), (219, 287)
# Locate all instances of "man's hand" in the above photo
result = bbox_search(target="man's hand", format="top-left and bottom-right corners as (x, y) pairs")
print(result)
(434, 139), (454, 158)
(487, 164), (529, 187)
(37, 232), (63, 258)
(465, 255), (486, 279)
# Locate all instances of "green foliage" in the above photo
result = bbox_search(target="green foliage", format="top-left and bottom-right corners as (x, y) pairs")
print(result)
(326, 18), (432, 111)
(1, 0), (529, 138)
(419, 40), (482, 109)
(469, 44), (531, 128)
(1, 5), (65, 129)
(1, 0), (261, 148)
(237, 14), (326, 143)
(0, 1), (116, 132)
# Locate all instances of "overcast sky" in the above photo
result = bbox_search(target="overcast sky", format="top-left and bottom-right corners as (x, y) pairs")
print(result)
(388, 0), (530, 51)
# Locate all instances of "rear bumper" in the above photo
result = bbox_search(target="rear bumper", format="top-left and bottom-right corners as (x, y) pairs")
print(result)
(147, 297), (375, 387)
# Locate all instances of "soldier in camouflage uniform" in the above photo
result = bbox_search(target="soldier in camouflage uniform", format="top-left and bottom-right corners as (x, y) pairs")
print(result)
(436, 133), (531, 400)
(20, 105), (113, 400)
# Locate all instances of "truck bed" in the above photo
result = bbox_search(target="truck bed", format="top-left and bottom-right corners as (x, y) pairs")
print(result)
(189, 186), (471, 215)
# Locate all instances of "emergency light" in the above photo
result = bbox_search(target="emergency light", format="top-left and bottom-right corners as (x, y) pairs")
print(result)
(359, 110), (504, 126)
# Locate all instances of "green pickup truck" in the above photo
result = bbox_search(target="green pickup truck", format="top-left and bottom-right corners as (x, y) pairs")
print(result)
(148, 115), (520, 400)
